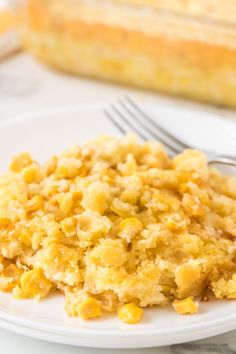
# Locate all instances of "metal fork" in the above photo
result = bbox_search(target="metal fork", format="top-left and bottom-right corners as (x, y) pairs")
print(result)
(104, 97), (236, 168)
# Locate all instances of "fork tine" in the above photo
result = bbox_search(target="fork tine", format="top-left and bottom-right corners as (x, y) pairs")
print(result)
(106, 98), (236, 161)
(107, 103), (178, 155)
(111, 105), (150, 141)
(118, 100), (180, 155)
(125, 96), (190, 151)
(104, 109), (127, 135)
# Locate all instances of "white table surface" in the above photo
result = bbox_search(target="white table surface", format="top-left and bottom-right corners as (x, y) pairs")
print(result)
(0, 53), (236, 354)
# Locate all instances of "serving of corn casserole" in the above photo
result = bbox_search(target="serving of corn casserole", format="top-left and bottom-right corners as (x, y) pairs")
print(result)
(14, 0), (236, 107)
(0, 135), (235, 324)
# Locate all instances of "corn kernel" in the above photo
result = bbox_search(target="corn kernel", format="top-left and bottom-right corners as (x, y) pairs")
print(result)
(118, 303), (144, 324)
(61, 217), (77, 237)
(26, 195), (44, 213)
(22, 164), (42, 184)
(18, 226), (32, 247)
(0, 216), (11, 227)
(9, 152), (33, 172)
(57, 193), (73, 214)
(118, 218), (143, 242)
(44, 156), (58, 176)
(173, 297), (199, 314)
(56, 158), (82, 179)
(14, 268), (52, 299)
(77, 297), (102, 320)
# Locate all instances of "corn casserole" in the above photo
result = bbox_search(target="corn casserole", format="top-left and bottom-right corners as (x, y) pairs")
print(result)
(0, 135), (236, 324)
(14, 0), (236, 107)
(0, 9), (15, 35)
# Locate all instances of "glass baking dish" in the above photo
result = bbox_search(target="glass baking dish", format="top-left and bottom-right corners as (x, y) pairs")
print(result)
(12, 0), (236, 108)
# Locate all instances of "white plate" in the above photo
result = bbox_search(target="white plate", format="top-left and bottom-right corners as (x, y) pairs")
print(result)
(0, 101), (235, 349)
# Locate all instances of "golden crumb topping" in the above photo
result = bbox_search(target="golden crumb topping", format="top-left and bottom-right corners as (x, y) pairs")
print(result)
(0, 135), (236, 323)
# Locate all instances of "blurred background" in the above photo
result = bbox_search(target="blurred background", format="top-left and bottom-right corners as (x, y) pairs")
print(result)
(1, 0), (236, 116)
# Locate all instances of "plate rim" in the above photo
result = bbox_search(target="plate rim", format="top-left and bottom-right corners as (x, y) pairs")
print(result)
(1, 298), (236, 337)
(0, 312), (235, 348)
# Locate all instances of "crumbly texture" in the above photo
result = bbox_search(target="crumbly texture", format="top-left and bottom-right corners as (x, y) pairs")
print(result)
(0, 135), (236, 322)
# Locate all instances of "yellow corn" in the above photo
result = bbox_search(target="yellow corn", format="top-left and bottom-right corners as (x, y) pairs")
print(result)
(57, 193), (73, 214)
(22, 164), (42, 184)
(26, 195), (43, 213)
(77, 297), (102, 320)
(18, 226), (32, 247)
(118, 218), (143, 242)
(56, 158), (82, 179)
(14, 268), (52, 299)
(173, 297), (199, 314)
(45, 156), (58, 176)
(0, 9), (15, 35)
(10, 152), (33, 172)
(0, 216), (11, 227)
(117, 303), (144, 324)
(61, 217), (77, 237)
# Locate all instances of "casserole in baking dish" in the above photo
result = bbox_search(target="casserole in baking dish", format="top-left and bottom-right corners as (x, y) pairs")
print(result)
(14, 0), (236, 107)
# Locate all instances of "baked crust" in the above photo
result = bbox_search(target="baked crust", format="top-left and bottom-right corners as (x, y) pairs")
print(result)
(19, 0), (236, 107)
(113, 0), (236, 23)
(0, 9), (15, 34)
